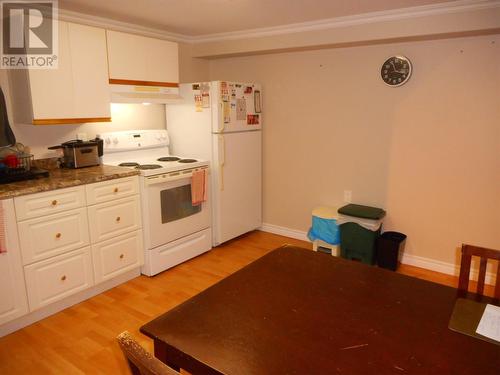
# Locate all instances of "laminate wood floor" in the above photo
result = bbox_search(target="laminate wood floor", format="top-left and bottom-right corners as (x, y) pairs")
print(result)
(0, 231), (492, 374)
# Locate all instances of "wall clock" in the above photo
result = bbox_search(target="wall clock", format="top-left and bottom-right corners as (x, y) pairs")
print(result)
(381, 56), (412, 87)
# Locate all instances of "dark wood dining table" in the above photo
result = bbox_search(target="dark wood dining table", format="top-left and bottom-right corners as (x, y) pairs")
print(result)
(140, 246), (500, 374)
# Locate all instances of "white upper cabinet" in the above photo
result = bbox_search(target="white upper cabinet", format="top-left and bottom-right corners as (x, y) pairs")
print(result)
(106, 30), (179, 85)
(10, 21), (111, 125)
(66, 23), (111, 120)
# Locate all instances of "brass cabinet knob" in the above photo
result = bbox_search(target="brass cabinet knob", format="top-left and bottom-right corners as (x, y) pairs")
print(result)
(119, 254), (124, 259)
(113, 187), (119, 193)
(61, 275), (67, 281)
(116, 216), (121, 222)
(51, 200), (58, 206)
(55, 233), (62, 239)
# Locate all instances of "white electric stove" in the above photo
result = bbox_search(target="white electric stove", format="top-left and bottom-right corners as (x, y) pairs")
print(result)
(101, 130), (212, 276)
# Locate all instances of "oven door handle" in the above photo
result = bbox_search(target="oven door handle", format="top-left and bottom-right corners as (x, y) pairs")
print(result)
(145, 173), (191, 185)
(145, 168), (208, 185)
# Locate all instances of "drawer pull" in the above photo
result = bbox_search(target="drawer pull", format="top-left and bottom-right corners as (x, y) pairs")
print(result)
(119, 254), (124, 259)
(61, 275), (67, 281)
(55, 232), (62, 239)
(116, 216), (121, 222)
(114, 187), (119, 193)
(51, 200), (58, 206)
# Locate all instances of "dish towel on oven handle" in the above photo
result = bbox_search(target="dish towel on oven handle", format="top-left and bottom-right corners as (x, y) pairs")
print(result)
(191, 168), (208, 206)
(0, 203), (6, 253)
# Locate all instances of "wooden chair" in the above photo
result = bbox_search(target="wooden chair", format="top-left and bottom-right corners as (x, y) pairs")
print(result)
(117, 331), (179, 375)
(458, 244), (500, 302)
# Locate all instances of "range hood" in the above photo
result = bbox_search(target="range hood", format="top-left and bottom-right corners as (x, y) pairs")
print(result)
(110, 84), (183, 104)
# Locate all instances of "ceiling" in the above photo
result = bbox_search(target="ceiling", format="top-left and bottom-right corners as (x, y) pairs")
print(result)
(58, 0), (456, 37)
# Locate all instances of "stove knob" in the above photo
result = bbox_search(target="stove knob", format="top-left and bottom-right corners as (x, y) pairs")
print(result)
(112, 137), (119, 145)
(105, 137), (111, 145)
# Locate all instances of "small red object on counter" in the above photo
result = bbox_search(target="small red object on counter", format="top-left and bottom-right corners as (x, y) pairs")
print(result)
(3, 154), (19, 168)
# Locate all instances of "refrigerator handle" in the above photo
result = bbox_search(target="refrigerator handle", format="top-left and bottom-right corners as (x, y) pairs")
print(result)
(218, 134), (225, 191)
(219, 102), (225, 133)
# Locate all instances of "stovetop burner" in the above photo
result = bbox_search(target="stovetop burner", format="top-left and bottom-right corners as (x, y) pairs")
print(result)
(178, 159), (198, 163)
(157, 157), (181, 162)
(119, 162), (140, 167)
(136, 164), (162, 170)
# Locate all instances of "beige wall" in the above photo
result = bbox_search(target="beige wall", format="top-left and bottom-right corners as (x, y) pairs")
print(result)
(0, 70), (166, 158)
(178, 43), (210, 83)
(209, 34), (500, 265)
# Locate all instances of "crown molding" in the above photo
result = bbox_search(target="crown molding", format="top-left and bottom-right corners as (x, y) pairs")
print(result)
(192, 0), (500, 43)
(58, 9), (190, 43)
(57, 0), (500, 44)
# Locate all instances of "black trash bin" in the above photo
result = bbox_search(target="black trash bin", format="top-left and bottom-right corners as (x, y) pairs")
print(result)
(376, 231), (406, 271)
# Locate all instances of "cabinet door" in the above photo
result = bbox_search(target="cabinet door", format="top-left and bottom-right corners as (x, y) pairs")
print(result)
(18, 208), (90, 265)
(28, 21), (74, 120)
(28, 21), (111, 124)
(68, 23), (110, 119)
(92, 230), (143, 284)
(24, 247), (94, 311)
(87, 195), (142, 243)
(14, 185), (86, 221)
(106, 30), (179, 84)
(0, 200), (29, 325)
(85, 176), (139, 205)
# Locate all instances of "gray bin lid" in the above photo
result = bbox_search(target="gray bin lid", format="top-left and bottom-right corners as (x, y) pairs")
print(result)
(338, 204), (386, 220)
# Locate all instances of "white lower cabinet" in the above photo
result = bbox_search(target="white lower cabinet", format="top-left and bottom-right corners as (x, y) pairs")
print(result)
(14, 185), (86, 221)
(0, 176), (143, 331)
(92, 230), (143, 284)
(0, 199), (29, 325)
(18, 207), (90, 264)
(85, 176), (139, 205)
(24, 247), (94, 310)
(87, 195), (142, 243)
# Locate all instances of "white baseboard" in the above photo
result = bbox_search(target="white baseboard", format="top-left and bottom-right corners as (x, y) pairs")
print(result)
(259, 223), (496, 285)
(260, 223), (309, 242)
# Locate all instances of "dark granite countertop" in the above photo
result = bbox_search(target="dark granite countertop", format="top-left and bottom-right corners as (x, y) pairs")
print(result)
(0, 164), (139, 200)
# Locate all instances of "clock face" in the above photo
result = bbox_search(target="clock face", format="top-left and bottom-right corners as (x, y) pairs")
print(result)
(381, 56), (412, 87)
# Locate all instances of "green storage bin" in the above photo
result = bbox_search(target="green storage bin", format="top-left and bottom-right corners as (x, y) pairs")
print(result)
(338, 204), (386, 265)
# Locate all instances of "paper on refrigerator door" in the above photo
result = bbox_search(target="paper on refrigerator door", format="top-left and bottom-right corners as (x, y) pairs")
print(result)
(223, 100), (231, 123)
(236, 99), (246, 120)
(195, 95), (203, 112)
(254, 90), (262, 113)
(476, 304), (500, 342)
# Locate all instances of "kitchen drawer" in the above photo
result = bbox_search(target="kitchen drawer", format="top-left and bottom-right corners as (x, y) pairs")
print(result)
(18, 208), (90, 265)
(24, 247), (94, 311)
(15, 186), (86, 221)
(85, 176), (139, 205)
(92, 230), (143, 284)
(88, 195), (142, 243)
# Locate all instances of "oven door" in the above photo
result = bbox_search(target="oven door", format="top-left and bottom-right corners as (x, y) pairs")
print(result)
(143, 169), (210, 249)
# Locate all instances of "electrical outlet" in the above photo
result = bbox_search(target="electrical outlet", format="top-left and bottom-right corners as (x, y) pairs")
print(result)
(344, 190), (352, 203)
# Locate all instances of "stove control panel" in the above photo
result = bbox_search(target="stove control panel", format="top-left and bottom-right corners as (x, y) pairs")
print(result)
(101, 130), (169, 152)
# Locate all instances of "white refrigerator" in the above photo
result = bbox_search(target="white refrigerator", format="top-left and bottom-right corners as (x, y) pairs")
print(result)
(166, 81), (262, 246)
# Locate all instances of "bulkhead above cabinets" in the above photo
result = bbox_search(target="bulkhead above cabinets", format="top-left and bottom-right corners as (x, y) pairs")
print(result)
(7, 22), (179, 125)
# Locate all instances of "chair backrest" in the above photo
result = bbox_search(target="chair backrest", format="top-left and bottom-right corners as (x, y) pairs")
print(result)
(117, 331), (179, 375)
(458, 244), (500, 302)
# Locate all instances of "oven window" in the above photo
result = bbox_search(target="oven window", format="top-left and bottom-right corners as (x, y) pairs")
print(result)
(160, 185), (201, 223)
